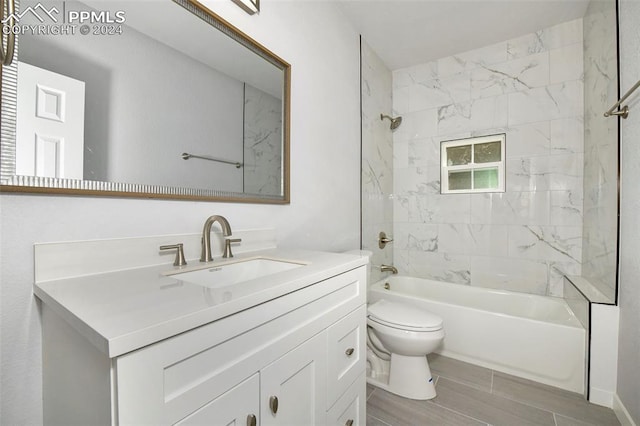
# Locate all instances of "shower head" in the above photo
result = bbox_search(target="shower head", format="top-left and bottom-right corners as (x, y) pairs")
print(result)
(380, 113), (402, 130)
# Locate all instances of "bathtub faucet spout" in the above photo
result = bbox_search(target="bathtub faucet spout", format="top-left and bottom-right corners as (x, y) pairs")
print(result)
(380, 264), (398, 274)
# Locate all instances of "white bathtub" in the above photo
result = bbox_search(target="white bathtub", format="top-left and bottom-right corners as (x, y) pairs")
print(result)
(369, 276), (586, 393)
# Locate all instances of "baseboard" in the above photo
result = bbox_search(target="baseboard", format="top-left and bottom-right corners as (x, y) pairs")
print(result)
(589, 387), (613, 407)
(613, 393), (638, 426)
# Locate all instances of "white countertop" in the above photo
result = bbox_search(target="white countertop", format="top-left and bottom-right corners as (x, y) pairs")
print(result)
(34, 248), (367, 358)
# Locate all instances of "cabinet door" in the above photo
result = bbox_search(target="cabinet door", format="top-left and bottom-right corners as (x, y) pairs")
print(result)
(175, 373), (259, 426)
(261, 332), (327, 426)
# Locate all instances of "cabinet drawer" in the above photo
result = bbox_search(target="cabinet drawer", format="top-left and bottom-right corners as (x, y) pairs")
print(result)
(175, 373), (259, 426)
(326, 373), (366, 426)
(327, 305), (366, 407)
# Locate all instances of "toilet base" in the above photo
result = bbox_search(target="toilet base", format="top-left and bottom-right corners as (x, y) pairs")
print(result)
(367, 354), (437, 400)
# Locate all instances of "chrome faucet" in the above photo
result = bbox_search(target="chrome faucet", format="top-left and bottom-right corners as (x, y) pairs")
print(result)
(200, 215), (232, 262)
(380, 264), (398, 274)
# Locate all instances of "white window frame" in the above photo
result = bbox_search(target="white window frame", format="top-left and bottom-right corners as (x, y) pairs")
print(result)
(440, 134), (506, 194)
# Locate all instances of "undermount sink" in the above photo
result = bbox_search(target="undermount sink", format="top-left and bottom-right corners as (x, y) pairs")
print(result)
(172, 258), (307, 289)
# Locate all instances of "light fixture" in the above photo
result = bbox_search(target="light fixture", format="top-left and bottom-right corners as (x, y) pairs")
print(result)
(232, 0), (259, 15)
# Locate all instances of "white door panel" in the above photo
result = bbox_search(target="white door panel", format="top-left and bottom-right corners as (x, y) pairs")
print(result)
(16, 62), (85, 179)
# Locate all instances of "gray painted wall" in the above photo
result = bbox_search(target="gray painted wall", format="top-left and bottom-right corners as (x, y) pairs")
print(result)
(617, 0), (640, 422)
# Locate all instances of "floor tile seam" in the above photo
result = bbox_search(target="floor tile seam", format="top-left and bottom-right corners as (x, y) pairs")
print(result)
(438, 376), (561, 425)
(366, 388), (377, 402)
(487, 388), (576, 422)
(426, 398), (492, 425)
(553, 411), (619, 426)
(367, 413), (393, 426)
(435, 374), (493, 393)
(489, 378), (617, 423)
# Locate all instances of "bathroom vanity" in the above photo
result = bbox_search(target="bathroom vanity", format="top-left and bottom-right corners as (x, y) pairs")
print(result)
(34, 238), (367, 425)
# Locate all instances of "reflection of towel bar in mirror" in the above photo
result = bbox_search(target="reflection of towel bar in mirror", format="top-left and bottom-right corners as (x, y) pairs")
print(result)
(181, 152), (243, 168)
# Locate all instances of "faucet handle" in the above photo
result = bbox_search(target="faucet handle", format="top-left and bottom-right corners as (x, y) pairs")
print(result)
(223, 238), (242, 258)
(379, 231), (394, 249)
(160, 243), (187, 267)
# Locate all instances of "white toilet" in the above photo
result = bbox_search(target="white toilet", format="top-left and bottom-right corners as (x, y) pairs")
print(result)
(367, 299), (444, 400)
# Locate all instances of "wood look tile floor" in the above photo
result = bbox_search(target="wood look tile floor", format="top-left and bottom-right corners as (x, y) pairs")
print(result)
(366, 354), (621, 426)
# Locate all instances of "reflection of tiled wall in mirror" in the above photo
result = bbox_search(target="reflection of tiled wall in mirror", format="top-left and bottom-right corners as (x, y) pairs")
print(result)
(243, 83), (283, 196)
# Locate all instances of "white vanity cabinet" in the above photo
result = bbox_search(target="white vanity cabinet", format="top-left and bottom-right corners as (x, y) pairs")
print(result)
(41, 264), (367, 426)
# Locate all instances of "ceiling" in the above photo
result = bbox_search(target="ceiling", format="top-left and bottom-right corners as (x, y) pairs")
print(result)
(335, 0), (590, 70)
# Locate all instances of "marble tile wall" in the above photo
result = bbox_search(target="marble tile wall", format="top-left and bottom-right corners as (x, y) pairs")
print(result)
(361, 39), (394, 284)
(243, 83), (283, 196)
(392, 19), (585, 297)
(581, 0), (619, 303)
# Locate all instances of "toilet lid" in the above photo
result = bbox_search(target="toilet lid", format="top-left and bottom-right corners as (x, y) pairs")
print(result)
(368, 299), (443, 331)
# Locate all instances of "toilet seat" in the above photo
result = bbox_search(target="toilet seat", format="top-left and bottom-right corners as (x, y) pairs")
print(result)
(368, 299), (443, 332)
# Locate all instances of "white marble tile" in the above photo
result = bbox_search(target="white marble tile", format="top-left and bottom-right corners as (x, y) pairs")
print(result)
(394, 222), (438, 251)
(392, 68), (413, 90)
(403, 250), (471, 285)
(550, 190), (583, 226)
(507, 18), (583, 60)
(362, 193), (393, 225)
(550, 117), (584, 155)
(438, 95), (509, 135)
(362, 40), (394, 273)
(393, 141), (409, 169)
(508, 80), (584, 125)
(506, 156), (551, 192)
(394, 166), (439, 196)
(548, 153), (584, 191)
(438, 41), (508, 76)
(362, 158), (392, 195)
(409, 74), (470, 111)
(399, 108), (439, 141)
(550, 42), (584, 84)
(470, 191), (550, 225)
(470, 256), (549, 295)
(408, 137), (441, 167)
(406, 61), (440, 85)
(243, 84), (283, 195)
(549, 259), (581, 297)
(392, 85), (410, 115)
(508, 225), (582, 263)
(393, 194), (410, 223)
(506, 121), (550, 158)
(471, 51), (550, 99)
(438, 224), (509, 256)
(397, 193), (471, 224)
(386, 17), (591, 299)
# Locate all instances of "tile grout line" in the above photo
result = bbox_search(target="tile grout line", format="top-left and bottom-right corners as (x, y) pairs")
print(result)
(427, 398), (492, 426)
(434, 373), (492, 393)
(484, 374), (605, 426)
(368, 413), (393, 426)
(366, 387), (376, 402)
(436, 370), (563, 425)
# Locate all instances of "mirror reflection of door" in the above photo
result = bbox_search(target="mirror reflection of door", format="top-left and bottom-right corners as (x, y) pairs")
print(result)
(16, 62), (85, 179)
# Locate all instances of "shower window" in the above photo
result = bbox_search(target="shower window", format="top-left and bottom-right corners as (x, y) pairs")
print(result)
(440, 134), (505, 194)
